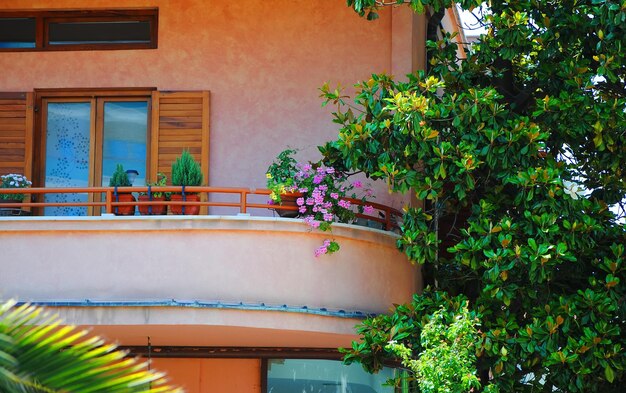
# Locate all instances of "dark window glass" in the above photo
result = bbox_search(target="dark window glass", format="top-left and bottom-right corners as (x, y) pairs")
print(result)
(0, 9), (157, 51)
(0, 18), (36, 48)
(48, 20), (151, 45)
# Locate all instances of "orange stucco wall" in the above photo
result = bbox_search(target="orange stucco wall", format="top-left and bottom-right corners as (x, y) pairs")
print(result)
(151, 358), (260, 393)
(0, 0), (412, 208)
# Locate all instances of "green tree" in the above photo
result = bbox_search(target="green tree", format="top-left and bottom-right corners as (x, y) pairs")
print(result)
(320, 0), (626, 391)
(0, 300), (179, 393)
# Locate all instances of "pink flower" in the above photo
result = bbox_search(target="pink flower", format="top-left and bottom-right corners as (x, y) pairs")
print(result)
(303, 216), (321, 229)
(306, 197), (315, 205)
(299, 206), (307, 213)
(313, 174), (324, 184)
(330, 192), (339, 199)
(364, 205), (375, 215)
(338, 199), (352, 209)
(326, 167), (335, 174)
(315, 246), (328, 257)
(353, 180), (362, 188)
(323, 213), (334, 222)
(296, 197), (305, 206)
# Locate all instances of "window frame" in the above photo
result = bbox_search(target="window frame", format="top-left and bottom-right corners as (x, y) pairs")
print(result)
(0, 8), (158, 52)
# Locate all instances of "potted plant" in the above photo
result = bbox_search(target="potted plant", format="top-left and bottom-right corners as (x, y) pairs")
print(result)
(109, 164), (135, 216)
(138, 172), (169, 215)
(266, 149), (303, 217)
(170, 150), (203, 215)
(0, 173), (32, 215)
(267, 149), (377, 256)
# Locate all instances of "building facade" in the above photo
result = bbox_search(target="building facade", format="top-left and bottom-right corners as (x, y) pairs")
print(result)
(0, 1), (463, 391)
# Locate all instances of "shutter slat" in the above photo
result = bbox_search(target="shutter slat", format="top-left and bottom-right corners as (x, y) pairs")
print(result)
(0, 93), (33, 179)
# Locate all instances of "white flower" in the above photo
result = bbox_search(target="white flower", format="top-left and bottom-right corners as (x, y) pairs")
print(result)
(562, 180), (583, 200)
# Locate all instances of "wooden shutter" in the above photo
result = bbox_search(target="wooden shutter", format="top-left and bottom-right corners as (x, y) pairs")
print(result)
(0, 92), (34, 179)
(150, 91), (210, 184)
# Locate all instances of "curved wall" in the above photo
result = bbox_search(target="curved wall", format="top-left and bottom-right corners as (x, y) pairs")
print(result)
(1, 216), (418, 313)
(0, 216), (420, 345)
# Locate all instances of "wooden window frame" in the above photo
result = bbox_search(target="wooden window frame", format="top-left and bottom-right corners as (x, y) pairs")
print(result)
(0, 8), (158, 52)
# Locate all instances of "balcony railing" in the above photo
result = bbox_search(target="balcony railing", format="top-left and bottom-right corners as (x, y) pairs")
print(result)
(0, 186), (403, 231)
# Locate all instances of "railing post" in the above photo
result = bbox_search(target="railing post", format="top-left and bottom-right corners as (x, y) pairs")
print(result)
(240, 190), (248, 214)
(105, 189), (113, 214)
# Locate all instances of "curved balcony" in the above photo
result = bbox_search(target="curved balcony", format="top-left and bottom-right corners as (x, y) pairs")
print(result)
(0, 186), (420, 348)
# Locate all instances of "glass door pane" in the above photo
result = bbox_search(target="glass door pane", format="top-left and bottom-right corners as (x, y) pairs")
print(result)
(44, 102), (92, 216)
(101, 101), (148, 187)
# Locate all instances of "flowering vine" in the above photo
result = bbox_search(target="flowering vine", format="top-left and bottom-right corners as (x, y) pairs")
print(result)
(266, 149), (375, 257)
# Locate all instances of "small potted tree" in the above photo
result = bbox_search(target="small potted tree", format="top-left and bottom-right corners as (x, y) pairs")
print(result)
(138, 172), (169, 215)
(170, 150), (203, 215)
(109, 164), (135, 216)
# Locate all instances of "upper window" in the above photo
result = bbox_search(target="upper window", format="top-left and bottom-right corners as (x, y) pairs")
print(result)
(0, 8), (158, 51)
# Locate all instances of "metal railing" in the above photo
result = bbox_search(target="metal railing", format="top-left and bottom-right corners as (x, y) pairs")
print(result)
(0, 186), (403, 231)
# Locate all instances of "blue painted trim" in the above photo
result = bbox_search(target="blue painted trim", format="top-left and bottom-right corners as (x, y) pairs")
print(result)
(20, 299), (373, 319)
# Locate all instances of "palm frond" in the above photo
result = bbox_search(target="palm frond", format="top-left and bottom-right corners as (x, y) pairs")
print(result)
(0, 299), (181, 393)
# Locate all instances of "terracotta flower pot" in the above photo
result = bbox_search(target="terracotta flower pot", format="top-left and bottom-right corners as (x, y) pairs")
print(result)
(170, 193), (200, 215)
(113, 193), (136, 216)
(138, 195), (167, 215)
(276, 192), (303, 218)
(0, 198), (25, 216)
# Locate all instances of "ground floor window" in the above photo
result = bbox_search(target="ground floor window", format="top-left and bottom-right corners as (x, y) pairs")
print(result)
(266, 358), (397, 393)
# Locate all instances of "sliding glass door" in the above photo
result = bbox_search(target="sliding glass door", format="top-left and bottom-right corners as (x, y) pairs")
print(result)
(41, 95), (149, 215)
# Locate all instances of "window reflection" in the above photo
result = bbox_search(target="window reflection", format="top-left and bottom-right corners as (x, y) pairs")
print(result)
(102, 101), (148, 187)
(267, 359), (395, 393)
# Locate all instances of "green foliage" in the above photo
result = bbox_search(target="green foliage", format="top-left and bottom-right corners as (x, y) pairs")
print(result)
(330, 0), (626, 391)
(109, 164), (132, 187)
(140, 172), (169, 198)
(386, 304), (481, 393)
(0, 299), (179, 392)
(171, 150), (203, 187)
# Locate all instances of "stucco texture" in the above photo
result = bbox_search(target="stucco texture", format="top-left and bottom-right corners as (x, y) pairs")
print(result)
(0, 0), (412, 208)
